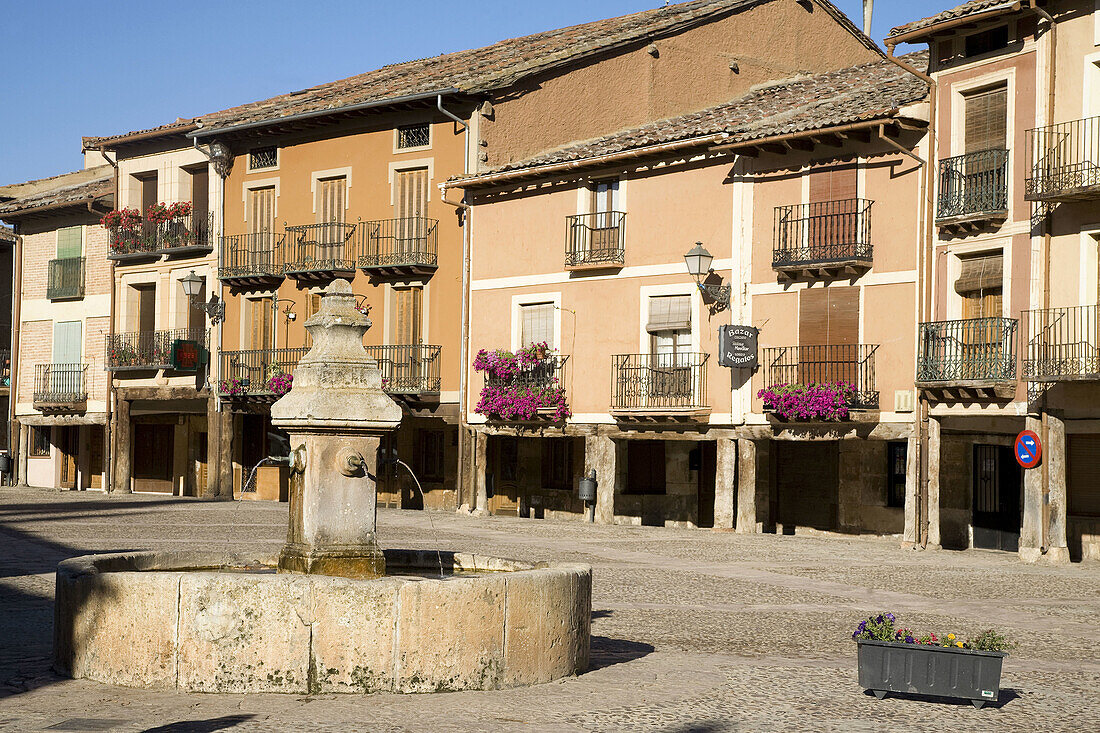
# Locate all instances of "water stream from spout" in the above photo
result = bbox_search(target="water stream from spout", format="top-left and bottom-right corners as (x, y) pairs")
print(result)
(392, 459), (444, 578)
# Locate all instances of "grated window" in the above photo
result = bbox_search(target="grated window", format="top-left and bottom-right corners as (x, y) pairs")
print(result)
(249, 146), (278, 170)
(397, 124), (430, 149)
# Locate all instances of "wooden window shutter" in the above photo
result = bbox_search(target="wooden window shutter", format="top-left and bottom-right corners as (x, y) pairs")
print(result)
(393, 287), (422, 345)
(395, 168), (428, 220)
(317, 177), (346, 224)
(141, 175), (158, 212)
(799, 286), (859, 347)
(250, 297), (272, 351)
(965, 87), (1008, 153)
(249, 187), (275, 234)
(191, 167), (209, 222)
(1068, 436), (1100, 516)
(809, 166), (857, 203)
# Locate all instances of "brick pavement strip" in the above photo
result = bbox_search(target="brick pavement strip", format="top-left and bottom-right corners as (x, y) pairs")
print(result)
(0, 487), (1098, 732)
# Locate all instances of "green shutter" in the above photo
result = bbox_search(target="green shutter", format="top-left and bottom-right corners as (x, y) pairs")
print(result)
(57, 226), (82, 258)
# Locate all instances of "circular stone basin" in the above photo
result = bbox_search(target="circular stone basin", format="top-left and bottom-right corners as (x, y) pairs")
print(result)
(55, 549), (591, 694)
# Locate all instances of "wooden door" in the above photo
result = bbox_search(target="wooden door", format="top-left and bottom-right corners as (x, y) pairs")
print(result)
(141, 174), (158, 241)
(488, 437), (520, 515)
(88, 425), (104, 489)
(58, 427), (77, 489)
(190, 166), (209, 234)
(588, 179), (621, 253)
(376, 432), (401, 508)
(133, 423), (174, 493)
(776, 441), (838, 531)
(194, 432), (208, 498)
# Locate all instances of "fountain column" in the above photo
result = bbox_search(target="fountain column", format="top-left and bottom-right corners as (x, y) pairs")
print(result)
(270, 278), (402, 579)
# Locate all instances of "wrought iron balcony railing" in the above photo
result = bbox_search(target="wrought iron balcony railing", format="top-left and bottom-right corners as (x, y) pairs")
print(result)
(566, 211), (625, 268)
(108, 223), (159, 259)
(1025, 116), (1100, 201)
(916, 317), (1017, 384)
(483, 354), (569, 391)
(365, 344), (443, 394)
(106, 328), (207, 371)
(156, 210), (214, 254)
(284, 222), (357, 276)
(219, 231), (287, 283)
(46, 257), (85, 300)
(358, 217), (438, 272)
(219, 347), (309, 397)
(1022, 304), (1100, 381)
(761, 344), (879, 409)
(773, 198), (873, 271)
(936, 148), (1009, 222)
(611, 352), (708, 411)
(33, 363), (88, 405)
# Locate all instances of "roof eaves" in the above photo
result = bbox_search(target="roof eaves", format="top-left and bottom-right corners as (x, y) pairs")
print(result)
(886, 1), (1023, 44)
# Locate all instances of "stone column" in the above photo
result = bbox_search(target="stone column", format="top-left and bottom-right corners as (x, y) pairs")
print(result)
(113, 399), (132, 494)
(736, 439), (769, 533)
(1045, 411), (1069, 564)
(16, 423), (28, 487)
(585, 434), (617, 524)
(474, 430), (489, 516)
(216, 409), (233, 499)
(713, 438), (736, 529)
(205, 396), (220, 498)
(926, 416), (941, 548)
(902, 432), (920, 544)
(1020, 414), (1044, 563)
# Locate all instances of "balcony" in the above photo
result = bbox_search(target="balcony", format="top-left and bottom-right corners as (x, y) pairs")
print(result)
(761, 344), (879, 411)
(916, 317), (1017, 398)
(219, 347), (309, 402)
(1022, 304), (1100, 381)
(936, 149), (1009, 228)
(46, 257), (85, 300)
(108, 223), (159, 261)
(156, 210), (214, 257)
(33, 363), (88, 411)
(358, 217), (438, 278)
(1025, 116), (1100, 202)
(106, 328), (207, 371)
(365, 344), (443, 395)
(772, 199), (873, 279)
(565, 211), (625, 270)
(610, 352), (709, 420)
(219, 232), (286, 289)
(283, 222), (357, 283)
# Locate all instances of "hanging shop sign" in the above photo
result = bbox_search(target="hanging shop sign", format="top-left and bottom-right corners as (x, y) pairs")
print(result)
(171, 340), (206, 372)
(718, 325), (759, 369)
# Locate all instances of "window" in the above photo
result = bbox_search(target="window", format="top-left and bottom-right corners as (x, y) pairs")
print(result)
(57, 226), (82, 258)
(956, 253), (1003, 319)
(646, 294), (691, 360)
(964, 26), (1009, 58)
(316, 176), (346, 224)
(541, 438), (575, 491)
(418, 430), (445, 482)
(520, 302), (555, 347)
(248, 186), (276, 234)
(248, 297), (273, 351)
(798, 286), (859, 383)
(29, 426), (50, 457)
(392, 286), (422, 345)
(887, 442), (907, 508)
(397, 123), (430, 149)
(249, 146), (278, 171)
(964, 86), (1008, 154)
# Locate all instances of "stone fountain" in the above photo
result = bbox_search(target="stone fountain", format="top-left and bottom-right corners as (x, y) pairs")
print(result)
(54, 280), (591, 694)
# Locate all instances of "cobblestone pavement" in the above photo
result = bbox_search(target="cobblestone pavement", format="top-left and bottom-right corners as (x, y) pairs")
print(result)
(1, 487), (1098, 732)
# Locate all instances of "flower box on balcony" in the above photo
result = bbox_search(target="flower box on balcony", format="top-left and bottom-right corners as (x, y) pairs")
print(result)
(473, 343), (570, 423)
(758, 382), (856, 421)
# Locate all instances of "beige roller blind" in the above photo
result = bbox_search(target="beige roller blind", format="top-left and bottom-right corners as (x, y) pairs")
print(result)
(955, 254), (1004, 294)
(249, 297), (272, 351)
(646, 294), (691, 333)
(393, 287), (422, 345)
(965, 86), (1008, 153)
(395, 168), (428, 220)
(520, 302), (555, 346)
(317, 176), (346, 224)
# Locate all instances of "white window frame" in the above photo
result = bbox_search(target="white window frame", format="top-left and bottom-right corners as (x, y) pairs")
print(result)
(309, 167), (353, 215)
(242, 178), (280, 223)
(637, 284), (699, 354)
(388, 159), (434, 205)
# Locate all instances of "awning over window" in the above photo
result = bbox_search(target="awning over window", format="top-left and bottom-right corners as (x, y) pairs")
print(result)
(955, 254), (1003, 294)
(646, 294), (691, 333)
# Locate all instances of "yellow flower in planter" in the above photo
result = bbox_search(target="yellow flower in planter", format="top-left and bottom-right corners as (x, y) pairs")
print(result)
(956, 641), (964, 648)
(947, 633), (956, 640)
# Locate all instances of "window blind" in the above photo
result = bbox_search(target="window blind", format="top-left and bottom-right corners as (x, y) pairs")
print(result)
(965, 86), (1008, 153)
(646, 294), (691, 333)
(56, 226), (82, 258)
(520, 302), (555, 346)
(955, 254), (1003, 294)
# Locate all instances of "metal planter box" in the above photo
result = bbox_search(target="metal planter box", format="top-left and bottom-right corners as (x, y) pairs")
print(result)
(856, 639), (1006, 708)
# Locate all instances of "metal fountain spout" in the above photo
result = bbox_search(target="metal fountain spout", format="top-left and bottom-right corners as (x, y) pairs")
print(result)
(270, 278), (402, 579)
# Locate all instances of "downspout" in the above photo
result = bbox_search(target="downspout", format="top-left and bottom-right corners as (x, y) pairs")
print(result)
(442, 184), (473, 510)
(8, 225), (21, 484)
(99, 146), (119, 493)
(885, 42), (935, 549)
(1029, 0), (1055, 553)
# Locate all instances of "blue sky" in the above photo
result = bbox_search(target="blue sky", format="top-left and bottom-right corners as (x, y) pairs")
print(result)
(0, 0), (954, 185)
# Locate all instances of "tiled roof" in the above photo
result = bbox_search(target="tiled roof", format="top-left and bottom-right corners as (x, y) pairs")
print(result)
(887, 0), (1019, 40)
(0, 166), (114, 218)
(458, 51), (928, 180)
(83, 119), (197, 149)
(87, 0), (876, 143)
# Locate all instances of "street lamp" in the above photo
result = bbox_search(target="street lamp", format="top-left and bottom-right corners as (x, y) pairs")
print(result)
(180, 270), (225, 324)
(683, 242), (730, 305)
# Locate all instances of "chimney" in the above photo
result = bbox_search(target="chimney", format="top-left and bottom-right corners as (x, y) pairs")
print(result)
(863, 0), (873, 36)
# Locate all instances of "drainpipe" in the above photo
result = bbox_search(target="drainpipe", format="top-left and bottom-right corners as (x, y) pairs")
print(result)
(441, 184), (472, 510)
(1029, 0), (1056, 553)
(99, 146), (119, 493)
(885, 42), (935, 549)
(8, 224), (22, 484)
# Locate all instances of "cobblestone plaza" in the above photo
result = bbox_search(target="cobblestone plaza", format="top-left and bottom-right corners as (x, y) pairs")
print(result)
(1, 488), (1097, 731)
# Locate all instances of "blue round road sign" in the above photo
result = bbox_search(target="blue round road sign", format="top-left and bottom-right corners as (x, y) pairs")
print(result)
(1014, 430), (1042, 469)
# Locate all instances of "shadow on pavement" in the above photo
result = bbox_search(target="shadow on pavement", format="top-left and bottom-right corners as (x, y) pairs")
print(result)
(588, 635), (655, 671)
(141, 715), (256, 732)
